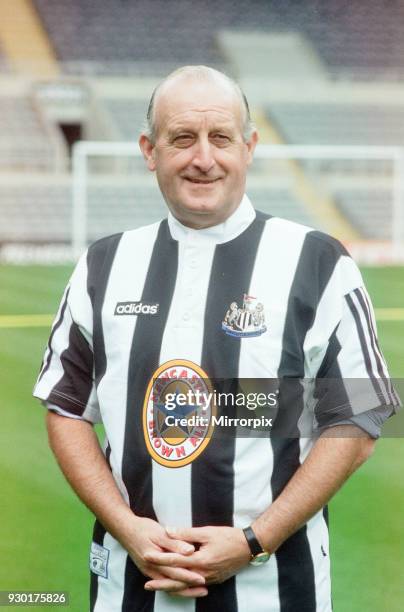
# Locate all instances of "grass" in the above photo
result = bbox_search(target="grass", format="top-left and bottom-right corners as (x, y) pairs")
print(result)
(0, 264), (403, 611)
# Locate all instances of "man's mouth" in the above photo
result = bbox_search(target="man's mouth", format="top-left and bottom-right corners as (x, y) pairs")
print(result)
(183, 177), (221, 184)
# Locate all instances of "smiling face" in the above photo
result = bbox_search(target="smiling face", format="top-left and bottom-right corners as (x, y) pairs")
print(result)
(139, 75), (258, 228)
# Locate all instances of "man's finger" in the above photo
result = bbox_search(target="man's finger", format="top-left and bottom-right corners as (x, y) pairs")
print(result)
(166, 526), (208, 543)
(159, 534), (195, 555)
(145, 578), (192, 592)
(160, 565), (205, 585)
(144, 550), (203, 568)
(168, 587), (208, 598)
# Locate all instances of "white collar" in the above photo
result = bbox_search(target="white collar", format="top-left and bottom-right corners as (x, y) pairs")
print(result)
(167, 194), (256, 245)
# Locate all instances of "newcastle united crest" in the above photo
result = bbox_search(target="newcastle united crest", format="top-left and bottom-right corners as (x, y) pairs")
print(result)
(222, 294), (267, 338)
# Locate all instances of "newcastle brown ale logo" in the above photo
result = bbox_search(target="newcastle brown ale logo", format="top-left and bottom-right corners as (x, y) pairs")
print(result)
(142, 359), (215, 468)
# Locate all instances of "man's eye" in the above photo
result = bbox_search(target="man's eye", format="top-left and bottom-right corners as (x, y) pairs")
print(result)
(211, 134), (231, 144)
(174, 135), (194, 145)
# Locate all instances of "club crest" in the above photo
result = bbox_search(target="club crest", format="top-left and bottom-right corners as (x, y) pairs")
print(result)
(222, 294), (267, 338)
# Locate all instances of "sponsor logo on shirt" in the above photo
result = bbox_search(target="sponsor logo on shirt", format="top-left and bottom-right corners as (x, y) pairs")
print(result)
(114, 301), (159, 315)
(143, 359), (215, 468)
(222, 294), (267, 338)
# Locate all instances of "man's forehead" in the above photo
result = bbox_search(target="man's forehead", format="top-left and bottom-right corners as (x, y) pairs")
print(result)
(166, 107), (240, 131)
(154, 78), (242, 132)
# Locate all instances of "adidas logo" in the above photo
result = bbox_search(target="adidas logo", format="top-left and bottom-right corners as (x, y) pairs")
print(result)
(114, 301), (159, 316)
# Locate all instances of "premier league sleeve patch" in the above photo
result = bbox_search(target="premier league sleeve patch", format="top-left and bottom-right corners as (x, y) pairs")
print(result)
(222, 294), (267, 338)
(90, 542), (110, 579)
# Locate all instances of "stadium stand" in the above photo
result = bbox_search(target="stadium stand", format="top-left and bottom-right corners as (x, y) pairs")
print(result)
(104, 99), (148, 140)
(0, 43), (8, 72)
(31, 0), (404, 78)
(0, 0), (58, 77)
(0, 182), (70, 243)
(0, 95), (66, 171)
(32, 0), (226, 74)
(245, 188), (315, 228)
(266, 102), (404, 174)
(334, 189), (392, 241)
(268, 104), (404, 147)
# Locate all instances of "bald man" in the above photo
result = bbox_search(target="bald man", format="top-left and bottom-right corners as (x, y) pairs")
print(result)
(35, 65), (399, 612)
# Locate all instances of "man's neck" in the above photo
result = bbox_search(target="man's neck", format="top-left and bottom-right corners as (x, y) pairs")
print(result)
(167, 194), (256, 244)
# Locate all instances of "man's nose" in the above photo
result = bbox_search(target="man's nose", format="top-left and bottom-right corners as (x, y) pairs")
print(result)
(191, 137), (215, 172)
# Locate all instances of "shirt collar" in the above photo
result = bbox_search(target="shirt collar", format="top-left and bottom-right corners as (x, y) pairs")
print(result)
(167, 194), (256, 244)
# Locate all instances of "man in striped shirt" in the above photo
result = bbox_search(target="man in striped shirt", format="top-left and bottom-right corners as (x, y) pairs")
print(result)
(34, 66), (399, 611)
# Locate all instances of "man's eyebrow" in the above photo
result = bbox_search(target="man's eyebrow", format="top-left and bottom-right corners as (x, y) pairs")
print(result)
(168, 127), (195, 135)
(167, 124), (235, 137)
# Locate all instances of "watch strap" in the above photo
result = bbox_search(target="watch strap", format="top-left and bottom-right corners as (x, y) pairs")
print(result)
(242, 526), (264, 557)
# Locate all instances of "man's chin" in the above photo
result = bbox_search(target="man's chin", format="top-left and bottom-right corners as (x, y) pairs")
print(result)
(179, 199), (221, 215)
(168, 199), (230, 228)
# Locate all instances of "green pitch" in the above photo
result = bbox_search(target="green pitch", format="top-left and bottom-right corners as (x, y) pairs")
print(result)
(0, 265), (403, 611)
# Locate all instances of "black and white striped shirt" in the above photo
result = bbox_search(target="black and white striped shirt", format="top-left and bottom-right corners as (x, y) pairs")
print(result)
(34, 195), (399, 612)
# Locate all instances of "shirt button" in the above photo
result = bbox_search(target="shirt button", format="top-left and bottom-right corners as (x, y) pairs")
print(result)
(190, 260), (198, 269)
(182, 312), (190, 321)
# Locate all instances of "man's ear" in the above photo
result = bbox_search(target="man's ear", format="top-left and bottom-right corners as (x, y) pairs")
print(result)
(139, 134), (156, 171)
(245, 130), (258, 166)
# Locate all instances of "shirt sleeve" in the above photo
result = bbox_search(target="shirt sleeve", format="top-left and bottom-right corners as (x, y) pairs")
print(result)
(307, 251), (401, 431)
(323, 405), (395, 439)
(33, 252), (102, 424)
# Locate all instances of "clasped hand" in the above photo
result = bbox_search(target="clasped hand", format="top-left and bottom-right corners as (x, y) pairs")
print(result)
(130, 518), (251, 598)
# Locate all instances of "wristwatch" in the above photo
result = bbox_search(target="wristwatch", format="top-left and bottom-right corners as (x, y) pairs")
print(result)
(242, 526), (271, 566)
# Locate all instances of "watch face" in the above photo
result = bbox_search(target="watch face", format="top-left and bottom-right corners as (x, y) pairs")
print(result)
(250, 551), (271, 566)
